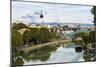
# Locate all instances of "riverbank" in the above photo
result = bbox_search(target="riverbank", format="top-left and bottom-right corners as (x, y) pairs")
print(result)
(20, 39), (68, 53)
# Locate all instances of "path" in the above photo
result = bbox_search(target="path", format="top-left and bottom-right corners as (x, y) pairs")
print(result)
(20, 39), (68, 53)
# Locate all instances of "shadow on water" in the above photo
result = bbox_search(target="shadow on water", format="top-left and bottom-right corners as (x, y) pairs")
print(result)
(23, 45), (59, 62)
(12, 45), (60, 66)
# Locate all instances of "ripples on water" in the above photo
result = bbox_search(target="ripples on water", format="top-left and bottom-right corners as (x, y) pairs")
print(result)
(24, 43), (84, 65)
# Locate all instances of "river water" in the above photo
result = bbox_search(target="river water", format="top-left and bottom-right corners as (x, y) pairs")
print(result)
(24, 43), (84, 65)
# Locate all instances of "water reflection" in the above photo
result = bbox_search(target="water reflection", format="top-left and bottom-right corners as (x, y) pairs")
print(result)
(12, 42), (95, 66)
(46, 46), (84, 63)
(22, 45), (59, 65)
(22, 43), (84, 65)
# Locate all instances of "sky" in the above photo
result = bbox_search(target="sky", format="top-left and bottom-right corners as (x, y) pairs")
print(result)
(12, 1), (94, 24)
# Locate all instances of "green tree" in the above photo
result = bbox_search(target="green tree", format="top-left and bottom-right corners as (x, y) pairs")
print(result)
(30, 28), (39, 44)
(91, 6), (96, 26)
(12, 30), (23, 49)
(89, 31), (96, 43)
(38, 27), (50, 43)
(49, 32), (56, 39)
(22, 30), (32, 45)
(30, 28), (39, 40)
(12, 23), (28, 30)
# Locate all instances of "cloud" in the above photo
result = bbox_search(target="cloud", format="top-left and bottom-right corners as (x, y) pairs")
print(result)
(12, 1), (93, 24)
(21, 14), (35, 19)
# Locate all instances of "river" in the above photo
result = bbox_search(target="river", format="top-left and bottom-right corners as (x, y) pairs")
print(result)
(23, 43), (84, 65)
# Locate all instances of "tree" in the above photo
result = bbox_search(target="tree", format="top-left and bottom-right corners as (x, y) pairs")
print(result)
(38, 27), (50, 43)
(30, 28), (39, 44)
(22, 30), (33, 45)
(89, 31), (96, 43)
(12, 30), (23, 50)
(91, 6), (96, 26)
(49, 32), (56, 39)
(12, 23), (28, 30)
